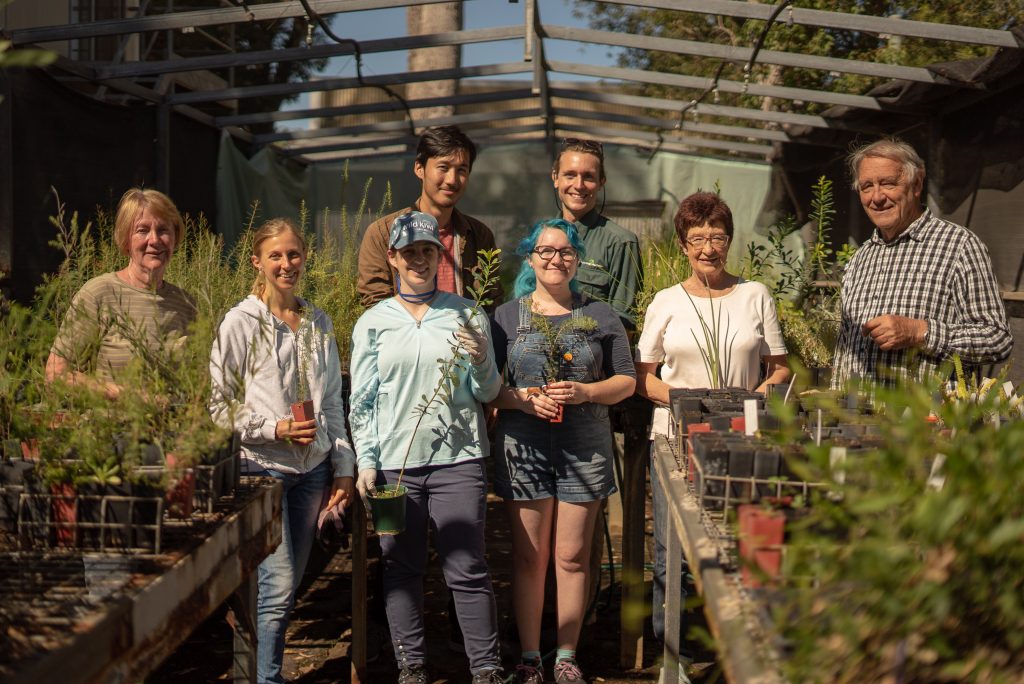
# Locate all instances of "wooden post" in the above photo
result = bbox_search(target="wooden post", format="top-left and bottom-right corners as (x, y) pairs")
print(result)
(351, 496), (368, 684)
(0, 72), (13, 283)
(230, 576), (258, 684)
(619, 399), (650, 669)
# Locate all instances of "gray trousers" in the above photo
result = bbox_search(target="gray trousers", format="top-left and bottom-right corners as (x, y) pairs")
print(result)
(379, 459), (500, 674)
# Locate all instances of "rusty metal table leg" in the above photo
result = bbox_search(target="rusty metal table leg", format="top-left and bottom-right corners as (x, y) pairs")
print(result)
(620, 424), (648, 669)
(351, 496), (368, 684)
(230, 573), (258, 683)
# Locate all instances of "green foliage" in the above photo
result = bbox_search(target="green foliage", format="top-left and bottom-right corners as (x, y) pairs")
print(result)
(679, 277), (735, 389)
(809, 175), (837, 281)
(300, 171), (391, 371)
(740, 176), (851, 373)
(529, 307), (599, 384)
(632, 235), (691, 332)
(0, 39), (56, 70)
(577, 1), (1022, 125)
(2, 180), (386, 488)
(777, 379), (1024, 682)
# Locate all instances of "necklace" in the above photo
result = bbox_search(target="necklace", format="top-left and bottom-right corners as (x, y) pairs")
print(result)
(397, 275), (438, 304)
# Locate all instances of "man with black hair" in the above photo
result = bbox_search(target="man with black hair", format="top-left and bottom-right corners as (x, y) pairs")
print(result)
(358, 125), (501, 308)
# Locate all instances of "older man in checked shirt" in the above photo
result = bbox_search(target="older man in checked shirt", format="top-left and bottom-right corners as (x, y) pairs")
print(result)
(832, 138), (1012, 387)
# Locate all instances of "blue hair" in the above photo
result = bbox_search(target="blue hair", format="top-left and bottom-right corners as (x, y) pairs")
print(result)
(512, 218), (587, 298)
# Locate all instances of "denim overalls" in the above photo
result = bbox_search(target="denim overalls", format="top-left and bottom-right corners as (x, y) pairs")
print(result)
(494, 295), (617, 502)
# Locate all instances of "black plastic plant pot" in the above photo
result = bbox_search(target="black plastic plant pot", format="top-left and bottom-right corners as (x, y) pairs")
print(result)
(0, 458), (35, 486)
(753, 447), (782, 500)
(706, 414), (732, 432)
(2, 439), (23, 461)
(727, 443), (756, 502)
(106, 480), (162, 550)
(77, 482), (105, 547)
(368, 484), (407, 536)
(0, 485), (18, 532)
(697, 440), (729, 510)
(669, 391), (704, 421)
(18, 478), (50, 547)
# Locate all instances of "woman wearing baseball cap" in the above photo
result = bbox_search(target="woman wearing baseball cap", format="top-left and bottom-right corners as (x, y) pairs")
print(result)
(348, 211), (506, 684)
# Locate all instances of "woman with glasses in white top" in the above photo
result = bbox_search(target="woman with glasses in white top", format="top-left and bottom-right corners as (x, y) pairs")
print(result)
(634, 191), (790, 670)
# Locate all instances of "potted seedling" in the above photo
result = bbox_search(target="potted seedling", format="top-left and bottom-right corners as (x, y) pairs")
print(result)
(77, 453), (124, 547)
(291, 320), (315, 422)
(530, 312), (598, 423)
(366, 249), (501, 535)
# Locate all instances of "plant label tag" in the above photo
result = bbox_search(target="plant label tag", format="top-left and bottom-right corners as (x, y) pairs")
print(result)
(927, 453), (946, 491)
(829, 446), (847, 485)
(744, 399), (758, 436)
(1003, 381), (1014, 398)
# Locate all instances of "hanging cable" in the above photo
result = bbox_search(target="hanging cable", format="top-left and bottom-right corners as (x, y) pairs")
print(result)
(645, 1), (792, 162)
(742, 0), (793, 94)
(297, 0), (416, 137)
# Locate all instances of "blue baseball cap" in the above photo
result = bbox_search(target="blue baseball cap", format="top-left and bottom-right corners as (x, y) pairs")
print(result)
(388, 211), (443, 250)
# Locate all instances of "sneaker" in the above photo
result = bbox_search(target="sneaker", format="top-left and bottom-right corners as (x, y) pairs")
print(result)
(553, 659), (585, 683)
(515, 662), (544, 684)
(398, 664), (428, 684)
(472, 668), (507, 684)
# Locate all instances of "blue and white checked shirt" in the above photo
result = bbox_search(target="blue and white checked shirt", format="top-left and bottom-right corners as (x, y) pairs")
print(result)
(832, 209), (1012, 387)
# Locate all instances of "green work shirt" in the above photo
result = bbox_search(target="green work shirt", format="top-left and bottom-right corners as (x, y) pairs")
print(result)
(571, 209), (642, 329)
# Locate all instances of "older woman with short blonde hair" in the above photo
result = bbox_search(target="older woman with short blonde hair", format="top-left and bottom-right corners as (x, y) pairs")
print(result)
(46, 187), (196, 399)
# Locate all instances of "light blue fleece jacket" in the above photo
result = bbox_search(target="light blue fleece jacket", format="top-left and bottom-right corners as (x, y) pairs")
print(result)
(348, 292), (500, 472)
(209, 295), (355, 478)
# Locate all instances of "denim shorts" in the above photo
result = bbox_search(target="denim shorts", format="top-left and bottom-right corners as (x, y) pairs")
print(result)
(494, 406), (617, 503)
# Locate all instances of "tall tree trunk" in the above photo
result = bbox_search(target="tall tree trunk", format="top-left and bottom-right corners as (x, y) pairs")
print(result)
(407, 3), (461, 125)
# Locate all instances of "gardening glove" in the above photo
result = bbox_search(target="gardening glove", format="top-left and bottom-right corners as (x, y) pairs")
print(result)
(356, 468), (378, 501)
(455, 324), (489, 365)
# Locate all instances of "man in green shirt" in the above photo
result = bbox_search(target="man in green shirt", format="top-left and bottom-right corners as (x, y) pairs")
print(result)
(551, 138), (642, 329)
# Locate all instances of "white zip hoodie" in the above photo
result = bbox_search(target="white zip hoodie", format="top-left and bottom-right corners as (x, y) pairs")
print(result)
(209, 294), (355, 478)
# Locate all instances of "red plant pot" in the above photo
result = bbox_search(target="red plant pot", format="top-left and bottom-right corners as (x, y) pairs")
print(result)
(686, 423), (712, 482)
(164, 452), (195, 519)
(291, 399), (315, 422)
(730, 416), (746, 433)
(20, 439), (40, 461)
(738, 503), (786, 588)
(50, 483), (77, 548)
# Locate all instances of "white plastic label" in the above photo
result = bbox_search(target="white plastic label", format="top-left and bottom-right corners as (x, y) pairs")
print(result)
(744, 399), (758, 436)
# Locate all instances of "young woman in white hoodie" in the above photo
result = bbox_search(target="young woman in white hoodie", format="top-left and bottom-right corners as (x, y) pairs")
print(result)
(209, 218), (355, 684)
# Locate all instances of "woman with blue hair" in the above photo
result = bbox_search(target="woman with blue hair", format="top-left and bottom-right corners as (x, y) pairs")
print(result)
(489, 218), (636, 683)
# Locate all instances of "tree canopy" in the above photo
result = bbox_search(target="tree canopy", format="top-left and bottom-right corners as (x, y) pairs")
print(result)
(575, 1), (1023, 117)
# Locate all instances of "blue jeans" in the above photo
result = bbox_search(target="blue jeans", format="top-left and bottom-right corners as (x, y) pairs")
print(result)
(650, 441), (687, 647)
(246, 458), (331, 684)
(378, 459), (501, 675)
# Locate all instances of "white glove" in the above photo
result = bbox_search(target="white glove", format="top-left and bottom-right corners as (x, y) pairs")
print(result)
(356, 468), (378, 499)
(455, 324), (489, 365)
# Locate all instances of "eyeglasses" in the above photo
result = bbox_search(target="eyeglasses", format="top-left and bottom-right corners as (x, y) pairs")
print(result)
(686, 235), (730, 249)
(561, 137), (603, 157)
(532, 246), (579, 262)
